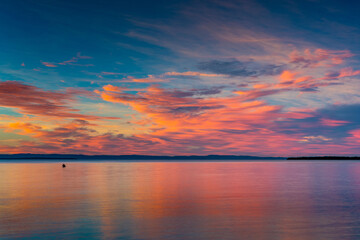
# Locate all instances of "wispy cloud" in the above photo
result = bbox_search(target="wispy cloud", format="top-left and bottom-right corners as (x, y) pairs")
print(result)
(197, 59), (283, 77)
(164, 71), (223, 77)
(289, 49), (354, 68)
(41, 52), (93, 68)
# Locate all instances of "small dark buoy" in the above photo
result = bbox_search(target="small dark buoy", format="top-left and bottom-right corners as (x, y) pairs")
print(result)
(62, 164), (66, 168)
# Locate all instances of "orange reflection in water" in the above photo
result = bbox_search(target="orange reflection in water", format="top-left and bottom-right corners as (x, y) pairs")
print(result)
(126, 162), (286, 239)
(1, 161), (360, 240)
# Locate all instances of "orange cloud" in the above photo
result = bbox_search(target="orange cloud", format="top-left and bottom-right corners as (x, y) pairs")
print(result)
(2, 47), (359, 156)
(7, 122), (42, 135)
(279, 70), (298, 83)
(90, 83), (322, 156)
(127, 75), (167, 83)
(102, 84), (128, 92)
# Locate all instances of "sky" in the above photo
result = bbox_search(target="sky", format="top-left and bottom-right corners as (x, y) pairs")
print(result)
(1, 0), (360, 156)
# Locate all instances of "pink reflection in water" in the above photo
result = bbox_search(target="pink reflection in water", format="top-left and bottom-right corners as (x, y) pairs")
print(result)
(1, 161), (360, 239)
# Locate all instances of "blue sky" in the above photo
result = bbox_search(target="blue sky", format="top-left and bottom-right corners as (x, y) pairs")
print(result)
(1, 0), (360, 156)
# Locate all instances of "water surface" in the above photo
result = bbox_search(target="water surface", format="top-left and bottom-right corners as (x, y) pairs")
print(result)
(1, 161), (360, 239)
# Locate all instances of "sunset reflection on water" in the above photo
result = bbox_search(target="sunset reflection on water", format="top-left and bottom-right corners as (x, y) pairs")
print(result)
(1, 161), (360, 239)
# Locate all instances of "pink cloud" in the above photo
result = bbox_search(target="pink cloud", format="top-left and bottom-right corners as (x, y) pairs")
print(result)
(41, 62), (57, 67)
(322, 67), (360, 80)
(289, 49), (354, 68)
(41, 53), (93, 68)
(0, 81), (115, 120)
(3, 46), (360, 156)
(320, 118), (349, 127)
(164, 71), (223, 77)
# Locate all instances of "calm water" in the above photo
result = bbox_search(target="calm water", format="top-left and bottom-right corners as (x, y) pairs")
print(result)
(1, 161), (360, 240)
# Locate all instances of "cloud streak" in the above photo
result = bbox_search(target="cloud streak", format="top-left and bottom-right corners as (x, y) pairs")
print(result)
(197, 59), (283, 77)
(0, 81), (115, 120)
(41, 53), (93, 68)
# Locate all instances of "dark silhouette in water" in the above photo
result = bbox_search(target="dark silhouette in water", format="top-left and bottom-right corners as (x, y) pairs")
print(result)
(62, 164), (66, 168)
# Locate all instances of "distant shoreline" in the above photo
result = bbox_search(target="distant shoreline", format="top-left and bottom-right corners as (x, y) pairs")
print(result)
(0, 154), (283, 161)
(287, 156), (360, 160)
(0, 157), (77, 160)
(1, 154), (360, 161)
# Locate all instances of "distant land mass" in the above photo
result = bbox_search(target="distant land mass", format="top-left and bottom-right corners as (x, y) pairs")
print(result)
(0, 154), (285, 160)
(287, 156), (360, 160)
